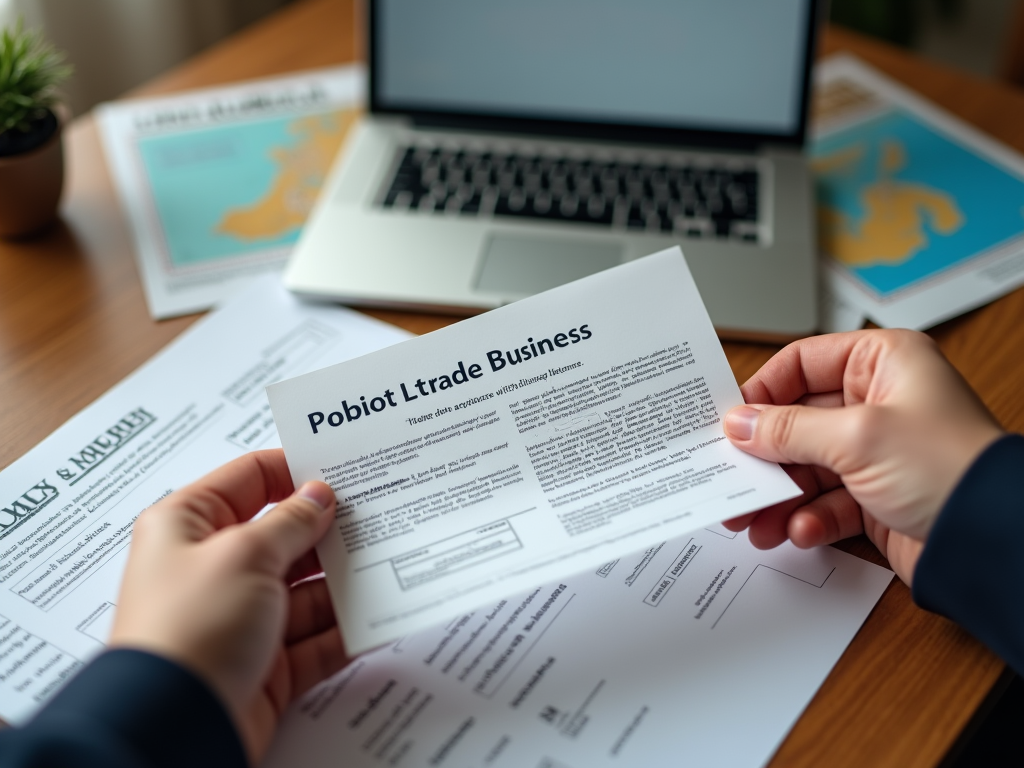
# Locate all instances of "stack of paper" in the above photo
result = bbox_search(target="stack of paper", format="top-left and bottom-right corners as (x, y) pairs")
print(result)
(262, 249), (893, 767)
(0, 256), (892, 768)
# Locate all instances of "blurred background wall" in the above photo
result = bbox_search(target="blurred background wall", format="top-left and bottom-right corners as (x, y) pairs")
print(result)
(0, 0), (292, 117)
(832, 0), (1018, 78)
(0, 0), (1019, 118)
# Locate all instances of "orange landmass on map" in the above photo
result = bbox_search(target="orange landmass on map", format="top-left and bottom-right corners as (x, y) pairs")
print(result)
(815, 139), (964, 267)
(216, 109), (358, 241)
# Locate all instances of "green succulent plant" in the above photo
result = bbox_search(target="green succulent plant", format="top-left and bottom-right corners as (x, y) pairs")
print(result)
(0, 19), (72, 136)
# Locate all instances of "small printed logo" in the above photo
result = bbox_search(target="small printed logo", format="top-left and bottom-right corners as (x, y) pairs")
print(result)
(0, 480), (60, 541)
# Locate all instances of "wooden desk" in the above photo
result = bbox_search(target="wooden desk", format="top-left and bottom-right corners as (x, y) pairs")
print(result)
(0, 2), (1020, 763)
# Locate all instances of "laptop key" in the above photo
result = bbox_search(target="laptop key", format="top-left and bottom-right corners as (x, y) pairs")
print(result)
(505, 189), (526, 212)
(559, 193), (579, 218)
(479, 187), (498, 215)
(460, 194), (482, 214)
(626, 204), (646, 230)
(392, 190), (413, 210)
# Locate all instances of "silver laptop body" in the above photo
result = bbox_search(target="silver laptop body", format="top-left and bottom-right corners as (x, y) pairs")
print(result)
(286, 0), (821, 341)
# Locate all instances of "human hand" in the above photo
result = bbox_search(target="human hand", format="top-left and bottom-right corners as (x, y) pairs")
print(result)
(722, 330), (1003, 585)
(109, 449), (348, 762)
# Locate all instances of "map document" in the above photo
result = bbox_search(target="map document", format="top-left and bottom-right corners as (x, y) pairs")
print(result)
(814, 55), (1024, 331)
(98, 66), (364, 320)
(268, 248), (802, 653)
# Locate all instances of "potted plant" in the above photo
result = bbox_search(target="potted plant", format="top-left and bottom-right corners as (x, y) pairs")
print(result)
(0, 20), (71, 238)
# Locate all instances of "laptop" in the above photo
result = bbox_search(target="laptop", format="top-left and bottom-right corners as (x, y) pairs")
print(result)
(285, 0), (821, 341)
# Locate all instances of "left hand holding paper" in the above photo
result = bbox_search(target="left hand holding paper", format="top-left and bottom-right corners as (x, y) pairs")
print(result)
(109, 449), (349, 762)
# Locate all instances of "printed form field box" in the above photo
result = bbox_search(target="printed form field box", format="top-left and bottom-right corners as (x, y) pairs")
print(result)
(643, 539), (700, 607)
(390, 520), (523, 590)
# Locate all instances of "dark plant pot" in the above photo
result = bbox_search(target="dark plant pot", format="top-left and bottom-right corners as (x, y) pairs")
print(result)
(0, 110), (65, 238)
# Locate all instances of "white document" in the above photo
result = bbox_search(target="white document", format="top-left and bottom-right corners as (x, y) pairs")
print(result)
(264, 526), (892, 768)
(0, 277), (409, 724)
(97, 66), (364, 320)
(813, 55), (1024, 330)
(268, 248), (801, 653)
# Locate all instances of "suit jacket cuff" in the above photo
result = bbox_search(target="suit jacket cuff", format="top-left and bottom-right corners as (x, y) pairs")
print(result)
(913, 433), (1024, 674)
(25, 648), (248, 768)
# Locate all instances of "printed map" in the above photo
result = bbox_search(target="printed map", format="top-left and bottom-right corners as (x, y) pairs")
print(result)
(813, 95), (1024, 298)
(137, 109), (357, 269)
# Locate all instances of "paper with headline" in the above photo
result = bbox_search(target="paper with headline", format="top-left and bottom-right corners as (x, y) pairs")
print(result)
(268, 248), (801, 652)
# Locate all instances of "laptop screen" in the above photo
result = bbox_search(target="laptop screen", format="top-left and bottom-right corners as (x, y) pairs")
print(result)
(371, 0), (817, 147)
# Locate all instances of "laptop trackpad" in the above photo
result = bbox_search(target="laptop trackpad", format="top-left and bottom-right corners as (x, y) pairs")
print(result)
(474, 234), (624, 295)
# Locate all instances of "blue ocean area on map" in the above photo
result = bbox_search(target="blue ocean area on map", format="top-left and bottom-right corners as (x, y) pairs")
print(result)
(813, 109), (1024, 297)
(138, 116), (302, 267)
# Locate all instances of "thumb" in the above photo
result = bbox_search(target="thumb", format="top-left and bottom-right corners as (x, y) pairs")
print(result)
(724, 403), (858, 471)
(244, 481), (336, 574)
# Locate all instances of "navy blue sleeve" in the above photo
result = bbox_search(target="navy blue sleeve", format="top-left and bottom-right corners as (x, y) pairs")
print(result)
(913, 433), (1024, 675)
(0, 648), (248, 768)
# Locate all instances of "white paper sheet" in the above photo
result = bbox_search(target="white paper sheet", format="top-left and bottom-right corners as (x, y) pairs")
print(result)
(97, 66), (364, 320)
(264, 525), (892, 768)
(268, 248), (801, 653)
(813, 55), (1024, 330)
(0, 277), (409, 724)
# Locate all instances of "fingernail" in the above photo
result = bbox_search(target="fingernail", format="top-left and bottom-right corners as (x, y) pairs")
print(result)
(297, 482), (335, 511)
(725, 406), (760, 441)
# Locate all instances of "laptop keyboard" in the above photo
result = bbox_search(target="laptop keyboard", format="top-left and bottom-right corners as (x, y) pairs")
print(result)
(379, 145), (762, 242)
